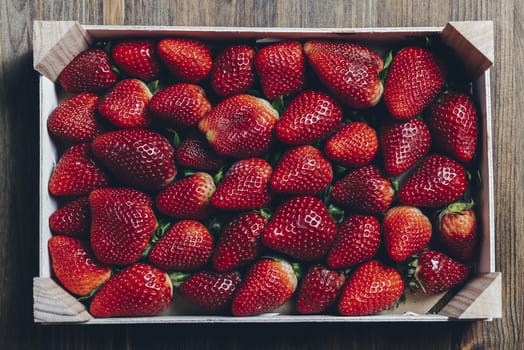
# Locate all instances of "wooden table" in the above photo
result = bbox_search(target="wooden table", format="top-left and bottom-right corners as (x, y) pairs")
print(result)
(1, 0), (522, 349)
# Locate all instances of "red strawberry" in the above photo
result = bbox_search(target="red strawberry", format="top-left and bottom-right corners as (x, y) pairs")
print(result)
(296, 264), (346, 314)
(48, 143), (110, 197)
(231, 258), (297, 316)
(92, 128), (176, 191)
(428, 92), (478, 162)
(331, 165), (394, 214)
(338, 260), (404, 316)
(383, 206), (432, 262)
(157, 38), (212, 83)
(262, 196), (337, 261)
(47, 93), (104, 143)
(436, 201), (477, 262)
(270, 145), (333, 195)
(49, 197), (90, 237)
(48, 236), (111, 296)
(254, 40), (305, 100)
(212, 212), (267, 272)
(89, 263), (173, 317)
(303, 41), (383, 109)
(379, 118), (431, 176)
(97, 79), (152, 128)
(111, 39), (162, 81)
(211, 158), (272, 210)
(327, 214), (381, 269)
(89, 188), (157, 265)
(148, 220), (213, 271)
(324, 121), (378, 168)
(198, 94), (279, 158)
(384, 47), (445, 119)
(148, 83), (211, 127)
(175, 136), (225, 171)
(413, 249), (469, 295)
(398, 154), (467, 208)
(179, 270), (241, 312)
(275, 90), (342, 144)
(304, 40), (384, 71)
(211, 44), (256, 96)
(155, 172), (216, 220)
(58, 48), (118, 93)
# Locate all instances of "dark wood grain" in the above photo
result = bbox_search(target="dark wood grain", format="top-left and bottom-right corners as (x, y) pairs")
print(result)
(0, 0), (522, 349)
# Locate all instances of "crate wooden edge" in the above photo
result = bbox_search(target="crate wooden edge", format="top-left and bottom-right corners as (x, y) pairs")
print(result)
(34, 21), (499, 324)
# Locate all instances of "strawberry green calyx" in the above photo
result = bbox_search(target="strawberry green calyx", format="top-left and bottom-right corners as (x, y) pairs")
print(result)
(147, 80), (160, 94)
(213, 166), (225, 185)
(206, 217), (222, 237)
(169, 271), (193, 288)
(327, 204), (345, 224)
(141, 219), (172, 259)
(404, 256), (426, 294)
(271, 95), (286, 115)
(291, 262), (303, 281)
(257, 208), (272, 220)
(378, 50), (393, 82)
(444, 199), (475, 214)
(77, 283), (104, 303)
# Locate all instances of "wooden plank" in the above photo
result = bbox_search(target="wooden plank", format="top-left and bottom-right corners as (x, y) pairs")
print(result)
(33, 277), (92, 323)
(440, 21), (494, 78)
(33, 21), (93, 81)
(439, 273), (502, 319)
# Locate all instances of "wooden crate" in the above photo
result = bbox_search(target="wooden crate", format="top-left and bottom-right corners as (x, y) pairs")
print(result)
(33, 21), (501, 324)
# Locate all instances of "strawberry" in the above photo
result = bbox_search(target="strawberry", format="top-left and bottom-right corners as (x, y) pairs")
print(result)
(58, 48), (118, 93)
(48, 236), (111, 296)
(270, 145), (333, 195)
(198, 94), (279, 158)
(157, 38), (212, 83)
(49, 197), (90, 237)
(296, 264), (346, 314)
(384, 47), (445, 119)
(379, 118), (431, 176)
(148, 83), (211, 127)
(324, 121), (378, 168)
(89, 263), (173, 317)
(175, 136), (225, 171)
(92, 128), (176, 191)
(303, 40), (384, 71)
(179, 271), (241, 312)
(428, 92), (478, 163)
(303, 41), (383, 109)
(47, 93), (104, 143)
(89, 188), (157, 265)
(155, 172), (216, 220)
(97, 79), (152, 128)
(398, 154), (467, 208)
(211, 44), (256, 96)
(331, 165), (394, 214)
(436, 201), (477, 262)
(338, 260), (404, 316)
(231, 258), (297, 316)
(275, 90), (342, 145)
(327, 214), (381, 269)
(262, 196), (337, 261)
(254, 40), (305, 100)
(413, 249), (469, 295)
(212, 212), (267, 272)
(111, 39), (162, 81)
(148, 220), (213, 271)
(383, 206), (432, 262)
(48, 143), (110, 197)
(211, 158), (272, 210)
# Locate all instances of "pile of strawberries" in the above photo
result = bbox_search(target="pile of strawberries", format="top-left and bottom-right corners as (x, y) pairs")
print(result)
(46, 35), (479, 318)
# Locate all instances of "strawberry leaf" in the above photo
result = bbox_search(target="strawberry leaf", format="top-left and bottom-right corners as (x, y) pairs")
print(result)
(169, 272), (192, 288)
(271, 95), (286, 115)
